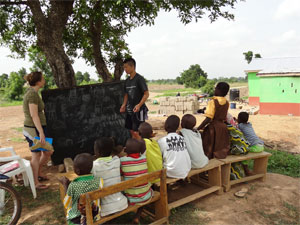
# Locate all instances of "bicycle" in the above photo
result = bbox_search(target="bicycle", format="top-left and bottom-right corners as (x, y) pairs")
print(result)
(0, 174), (22, 225)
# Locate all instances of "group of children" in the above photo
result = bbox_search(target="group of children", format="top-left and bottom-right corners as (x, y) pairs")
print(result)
(59, 82), (264, 225)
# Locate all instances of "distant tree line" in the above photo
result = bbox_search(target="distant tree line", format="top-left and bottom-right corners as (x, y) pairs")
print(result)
(0, 47), (98, 101)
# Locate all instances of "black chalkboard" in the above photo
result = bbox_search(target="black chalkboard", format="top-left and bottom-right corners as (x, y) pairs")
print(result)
(42, 81), (131, 165)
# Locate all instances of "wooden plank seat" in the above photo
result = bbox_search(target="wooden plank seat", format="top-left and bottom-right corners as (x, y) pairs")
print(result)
(154, 159), (224, 210)
(219, 151), (272, 192)
(58, 170), (169, 225)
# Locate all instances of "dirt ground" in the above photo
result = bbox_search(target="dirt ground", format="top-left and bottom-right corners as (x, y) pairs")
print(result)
(147, 83), (300, 154)
(0, 99), (299, 224)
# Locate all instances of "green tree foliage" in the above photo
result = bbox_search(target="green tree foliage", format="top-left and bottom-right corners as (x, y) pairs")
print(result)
(178, 64), (208, 88)
(176, 76), (184, 85)
(75, 71), (92, 85)
(28, 46), (56, 89)
(5, 68), (26, 100)
(201, 79), (216, 96)
(75, 71), (84, 85)
(254, 53), (262, 58)
(0, 73), (8, 88)
(0, 0), (240, 87)
(243, 51), (262, 64)
(83, 72), (90, 82)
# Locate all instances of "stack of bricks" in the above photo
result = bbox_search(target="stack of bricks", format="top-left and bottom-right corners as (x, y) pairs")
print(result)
(159, 96), (199, 115)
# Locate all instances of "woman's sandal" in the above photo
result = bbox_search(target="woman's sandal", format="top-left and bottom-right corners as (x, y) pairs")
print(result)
(38, 176), (49, 182)
(234, 188), (248, 198)
(36, 184), (49, 190)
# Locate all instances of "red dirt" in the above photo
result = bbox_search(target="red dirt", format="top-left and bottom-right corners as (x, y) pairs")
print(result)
(0, 104), (299, 225)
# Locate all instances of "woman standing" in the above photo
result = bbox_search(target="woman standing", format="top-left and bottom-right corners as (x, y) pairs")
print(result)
(22, 72), (52, 189)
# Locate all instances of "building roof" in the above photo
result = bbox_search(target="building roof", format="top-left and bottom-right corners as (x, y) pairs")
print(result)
(244, 57), (300, 77)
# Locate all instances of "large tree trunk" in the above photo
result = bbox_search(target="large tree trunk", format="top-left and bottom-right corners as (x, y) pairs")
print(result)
(89, 9), (113, 83)
(113, 57), (124, 82)
(27, 0), (76, 88)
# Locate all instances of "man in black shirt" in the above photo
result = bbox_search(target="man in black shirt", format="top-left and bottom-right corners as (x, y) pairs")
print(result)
(120, 58), (149, 138)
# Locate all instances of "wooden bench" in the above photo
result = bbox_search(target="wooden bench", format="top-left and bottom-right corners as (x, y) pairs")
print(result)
(219, 151), (272, 192)
(155, 159), (224, 210)
(58, 170), (169, 225)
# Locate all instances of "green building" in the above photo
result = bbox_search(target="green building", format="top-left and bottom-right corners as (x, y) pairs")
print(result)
(245, 57), (300, 116)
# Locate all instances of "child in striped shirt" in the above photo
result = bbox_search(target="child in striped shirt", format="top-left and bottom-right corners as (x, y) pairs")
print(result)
(120, 138), (153, 223)
(92, 137), (128, 217)
(237, 112), (264, 152)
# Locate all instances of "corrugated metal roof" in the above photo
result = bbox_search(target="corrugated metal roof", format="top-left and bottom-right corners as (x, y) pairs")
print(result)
(244, 57), (300, 75)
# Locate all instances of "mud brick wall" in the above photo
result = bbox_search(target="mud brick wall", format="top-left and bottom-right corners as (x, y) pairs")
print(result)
(159, 96), (199, 115)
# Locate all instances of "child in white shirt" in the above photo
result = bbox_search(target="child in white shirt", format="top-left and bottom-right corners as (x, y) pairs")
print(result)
(180, 114), (209, 169)
(92, 137), (128, 217)
(157, 115), (191, 179)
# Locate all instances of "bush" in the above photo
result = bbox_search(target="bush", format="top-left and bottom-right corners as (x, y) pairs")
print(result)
(178, 64), (208, 88)
(5, 71), (25, 100)
(201, 80), (216, 96)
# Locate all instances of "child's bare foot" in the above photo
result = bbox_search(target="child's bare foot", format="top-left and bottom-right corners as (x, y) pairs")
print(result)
(243, 164), (254, 176)
(245, 170), (254, 176)
(132, 217), (140, 224)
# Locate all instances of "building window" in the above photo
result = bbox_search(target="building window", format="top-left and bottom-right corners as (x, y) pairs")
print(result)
(291, 83), (293, 87)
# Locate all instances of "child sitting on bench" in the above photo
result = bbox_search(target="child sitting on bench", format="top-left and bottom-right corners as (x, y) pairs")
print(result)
(180, 114), (209, 169)
(198, 82), (230, 159)
(158, 115), (191, 179)
(138, 122), (163, 183)
(59, 153), (103, 225)
(92, 137), (128, 217)
(237, 112), (264, 176)
(237, 112), (264, 153)
(120, 138), (153, 223)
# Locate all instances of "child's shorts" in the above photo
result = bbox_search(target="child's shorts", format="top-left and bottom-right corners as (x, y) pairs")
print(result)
(249, 144), (264, 153)
(23, 125), (50, 152)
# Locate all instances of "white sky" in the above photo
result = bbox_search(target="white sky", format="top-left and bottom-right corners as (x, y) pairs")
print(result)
(0, 0), (299, 80)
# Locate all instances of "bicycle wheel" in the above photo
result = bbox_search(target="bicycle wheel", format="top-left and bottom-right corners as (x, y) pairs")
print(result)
(0, 182), (22, 225)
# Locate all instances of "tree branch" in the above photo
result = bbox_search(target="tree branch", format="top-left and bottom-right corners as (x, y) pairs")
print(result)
(89, 0), (112, 82)
(27, 0), (45, 25)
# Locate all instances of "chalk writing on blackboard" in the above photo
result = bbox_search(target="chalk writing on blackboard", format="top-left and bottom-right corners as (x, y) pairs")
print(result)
(42, 81), (131, 165)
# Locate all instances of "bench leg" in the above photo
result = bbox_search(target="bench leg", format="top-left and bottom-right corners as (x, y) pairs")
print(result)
(208, 166), (223, 195)
(221, 163), (231, 192)
(253, 157), (269, 182)
(155, 170), (169, 223)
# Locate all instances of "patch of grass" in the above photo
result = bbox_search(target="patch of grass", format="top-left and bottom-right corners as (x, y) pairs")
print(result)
(0, 100), (23, 107)
(283, 201), (299, 219)
(248, 148), (300, 178)
(149, 111), (157, 114)
(155, 90), (201, 98)
(169, 204), (209, 225)
(266, 148), (300, 178)
(10, 137), (24, 143)
(229, 82), (248, 88)
(14, 186), (66, 225)
(12, 127), (23, 133)
(257, 208), (299, 225)
(153, 87), (197, 93)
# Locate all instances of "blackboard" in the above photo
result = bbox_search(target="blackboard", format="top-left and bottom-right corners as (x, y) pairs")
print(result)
(42, 81), (131, 165)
